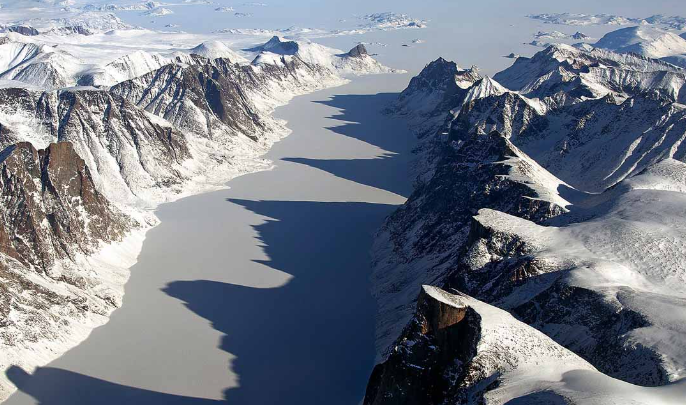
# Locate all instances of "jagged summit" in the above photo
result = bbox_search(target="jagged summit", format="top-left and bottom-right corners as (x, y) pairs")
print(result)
(248, 35), (300, 55)
(461, 76), (507, 105)
(0, 25), (39, 36)
(347, 44), (368, 58)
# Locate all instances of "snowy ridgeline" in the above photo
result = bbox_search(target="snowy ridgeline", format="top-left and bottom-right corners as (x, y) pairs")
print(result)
(524, 23), (686, 68)
(367, 43), (686, 404)
(0, 28), (398, 401)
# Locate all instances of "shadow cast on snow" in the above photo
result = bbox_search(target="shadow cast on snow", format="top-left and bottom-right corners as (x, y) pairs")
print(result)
(7, 92), (412, 405)
(283, 92), (414, 198)
(165, 199), (398, 405)
(6, 366), (221, 405)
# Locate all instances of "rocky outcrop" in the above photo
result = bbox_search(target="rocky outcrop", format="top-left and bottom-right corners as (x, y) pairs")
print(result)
(348, 44), (368, 58)
(0, 141), (133, 272)
(0, 25), (39, 36)
(365, 286), (600, 405)
(0, 141), (140, 400)
(364, 286), (480, 405)
(0, 87), (193, 205)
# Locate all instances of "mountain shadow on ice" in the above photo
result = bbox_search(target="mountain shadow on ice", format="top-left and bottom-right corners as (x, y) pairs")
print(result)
(6, 366), (221, 405)
(164, 200), (398, 405)
(283, 92), (414, 198)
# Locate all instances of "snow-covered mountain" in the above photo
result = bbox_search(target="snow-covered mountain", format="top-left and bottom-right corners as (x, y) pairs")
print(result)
(0, 141), (141, 400)
(0, 34), (398, 400)
(368, 44), (686, 403)
(248, 36), (399, 75)
(492, 44), (685, 104)
(593, 26), (686, 66)
(365, 286), (601, 405)
(0, 40), (84, 89)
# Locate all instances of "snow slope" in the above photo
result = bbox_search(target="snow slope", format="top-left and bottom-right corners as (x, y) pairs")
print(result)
(368, 43), (686, 403)
(594, 26), (686, 60)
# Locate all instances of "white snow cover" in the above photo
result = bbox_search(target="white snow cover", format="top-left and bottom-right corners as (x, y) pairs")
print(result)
(594, 26), (686, 59)
(188, 40), (248, 62)
(0, 23), (402, 402)
(0, 41), (84, 88)
(249, 36), (402, 75)
(469, 170), (686, 396)
(527, 13), (686, 30)
(423, 286), (686, 404)
(0, 36), (254, 88)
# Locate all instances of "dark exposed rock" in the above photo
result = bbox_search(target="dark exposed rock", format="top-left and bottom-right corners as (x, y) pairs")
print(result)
(348, 44), (368, 58)
(1, 25), (39, 36)
(245, 36), (300, 55)
(0, 87), (193, 202)
(55, 26), (93, 36)
(111, 56), (269, 140)
(387, 130), (564, 262)
(364, 286), (481, 405)
(0, 141), (132, 272)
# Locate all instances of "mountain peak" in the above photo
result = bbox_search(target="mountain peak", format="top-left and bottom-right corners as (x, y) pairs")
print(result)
(347, 44), (368, 58)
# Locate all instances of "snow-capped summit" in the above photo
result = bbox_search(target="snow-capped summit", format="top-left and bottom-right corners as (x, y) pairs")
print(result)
(248, 36), (399, 76)
(461, 76), (507, 105)
(188, 40), (248, 63)
(594, 26), (686, 59)
(0, 40), (83, 89)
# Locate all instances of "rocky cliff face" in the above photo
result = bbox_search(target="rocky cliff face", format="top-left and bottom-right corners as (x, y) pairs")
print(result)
(365, 286), (601, 405)
(0, 141), (132, 272)
(370, 44), (686, 401)
(372, 129), (568, 358)
(110, 55), (272, 141)
(0, 87), (192, 206)
(365, 286), (479, 405)
(0, 141), (139, 400)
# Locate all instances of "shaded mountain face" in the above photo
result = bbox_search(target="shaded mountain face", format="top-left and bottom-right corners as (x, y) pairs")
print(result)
(390, 57), (481, 134)
(365, 286), (600, 405)
(0, 142), (132, 272)
(111, 55), (276, 141)
(0, 87), (192, 206)
(369, 44), (686, 402)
